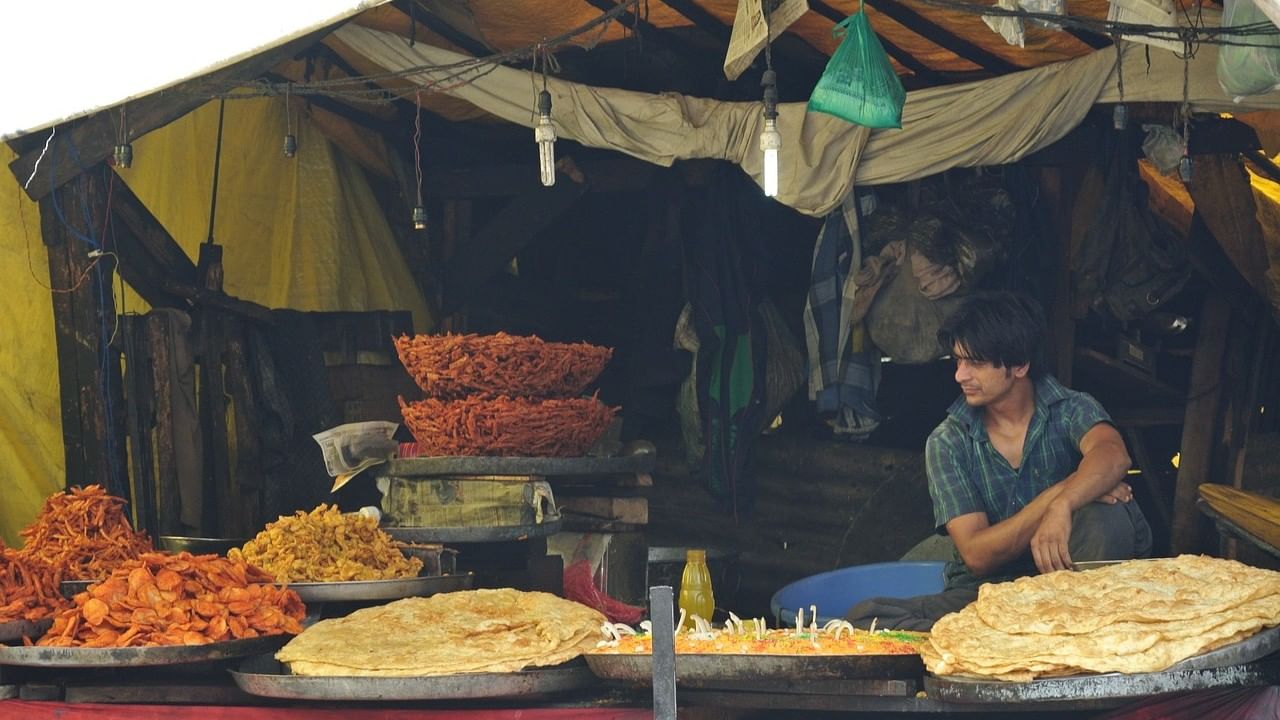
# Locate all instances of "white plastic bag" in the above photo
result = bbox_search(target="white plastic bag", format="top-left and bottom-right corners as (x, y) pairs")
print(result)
(1017, 0), (1065, 29)
(1218, 0), (1280, 100)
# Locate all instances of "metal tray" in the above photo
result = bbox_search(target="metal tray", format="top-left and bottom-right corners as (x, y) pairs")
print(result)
(288, 573), (473, 603)
(0, 618), (52, 643)
(584, 651), (924, 687)
(385, 453), (654, 478)
(384, 517), (562, 544)
(0, 634), (289, 667)
(231, 654), (597, 700)
(924, 624), (1280, 704)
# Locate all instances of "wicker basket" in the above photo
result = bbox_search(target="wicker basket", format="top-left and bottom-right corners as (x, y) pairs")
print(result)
(393, 332), (612, 399)
(398, 395), (617, 457)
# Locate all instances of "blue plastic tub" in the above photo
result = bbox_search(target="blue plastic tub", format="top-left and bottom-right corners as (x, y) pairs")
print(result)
(770, 561), (946, 627)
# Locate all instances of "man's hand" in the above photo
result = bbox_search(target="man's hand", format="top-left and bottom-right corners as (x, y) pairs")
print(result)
(1031, 499), (1074, 573)
(1098, 481), (1133, 505)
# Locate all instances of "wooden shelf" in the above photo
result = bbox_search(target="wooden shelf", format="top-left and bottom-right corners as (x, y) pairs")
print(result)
(1074, 348), (1184, 404)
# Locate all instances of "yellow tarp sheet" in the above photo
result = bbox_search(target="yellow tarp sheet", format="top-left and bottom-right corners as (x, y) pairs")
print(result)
(119, 96), (430, 328)
(0, 147), (65, 547)
(0, 94), (429, 544)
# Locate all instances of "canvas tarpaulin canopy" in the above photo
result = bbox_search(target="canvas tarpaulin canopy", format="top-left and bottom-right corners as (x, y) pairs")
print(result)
(338, 23), (1280, 217)
(0, 95), (429, 545)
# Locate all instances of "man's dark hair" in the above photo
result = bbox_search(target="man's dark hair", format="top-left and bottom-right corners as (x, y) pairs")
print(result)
(937, 291), (1048, 378)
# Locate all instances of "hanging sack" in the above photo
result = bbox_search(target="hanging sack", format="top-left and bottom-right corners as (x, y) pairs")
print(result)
(808, 1), (906, 129)
(1218, 0), (1280, 99)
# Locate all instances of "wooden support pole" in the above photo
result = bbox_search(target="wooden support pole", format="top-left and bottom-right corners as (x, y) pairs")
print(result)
(1171, 293), (1231, 554)
(1037, 166), (1077, 386)
(195, 244), (232, 536)
(40, 167), (128, 495)
(147, 312), (182, 536)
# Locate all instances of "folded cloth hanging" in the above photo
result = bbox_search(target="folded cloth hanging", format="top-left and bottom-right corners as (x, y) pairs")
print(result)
(803, 194), (882, 440)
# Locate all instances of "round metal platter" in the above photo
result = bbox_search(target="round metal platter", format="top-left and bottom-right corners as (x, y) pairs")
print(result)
(383, 517), (562, 544)
(584, 651), (924, 685)
(0, 634), (289, 667)
(231, 654), (597, 701)
(287, 573), (474, 603)
(923, 624), (1280, 704)
(0, 618), (52, 643)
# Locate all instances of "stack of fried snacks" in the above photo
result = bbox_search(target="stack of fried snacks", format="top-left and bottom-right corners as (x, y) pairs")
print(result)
(922, 555), (1280, 681)
(398, 395), (617, 457)
(37, 552), (304, 648)
(277, 589), (605, 676)
(393, 332), (612, 400)
(0, 548), (67, 623)
(18, 485), (153, 580)
(229, 504), (422, 583)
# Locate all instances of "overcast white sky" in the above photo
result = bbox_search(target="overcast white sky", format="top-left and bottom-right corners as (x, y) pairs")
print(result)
(0, 0), (384, 140)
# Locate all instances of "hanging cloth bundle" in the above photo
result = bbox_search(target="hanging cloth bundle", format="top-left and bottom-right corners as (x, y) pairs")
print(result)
(808, 1), (906, 129)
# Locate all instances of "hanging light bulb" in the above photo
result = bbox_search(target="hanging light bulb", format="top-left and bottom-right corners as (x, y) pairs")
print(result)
(1112, 104), (1128, 131)
(535, 89), (556, 187)
(759, 69), (780, 198)
(1179, 152), (1193, 182)
(113, 143), (133, 169)
(412, 205), (427, 230)
(283, 134), (298, 158)
(113, 105), (133, 168)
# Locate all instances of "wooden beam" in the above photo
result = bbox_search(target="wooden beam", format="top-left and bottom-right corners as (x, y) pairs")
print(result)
(107, 169), (199, 306)
(195, 244), (232, 535)
(392, 0), (492, 57)
(808, 0), (951, 83)
(1171, 293), (1231, 554)
(662, 0), (829, 81)
(10, 21), (346, 201)
(861, 0), (1021, 74)
(40, 167), (128, 495)
(146, 311), (182, 536)
(441, 179), (588, 314)
(582, 0), (716, 61)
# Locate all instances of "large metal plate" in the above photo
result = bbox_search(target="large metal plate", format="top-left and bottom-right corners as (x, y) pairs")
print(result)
(925, 661), (1280, 704)
(585, 651), (924, 687)
(384, 518), (562, 543)
(231, 654), (597, 700)
(924, 625), (1280, 704)
(288, 573), (473, 603)
(385, 453), (654, 478)
(0, 634), (289, 667)
(0, 618), (52, 643)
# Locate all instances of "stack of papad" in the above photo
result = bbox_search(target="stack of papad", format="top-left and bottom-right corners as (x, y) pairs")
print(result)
(276, 588), (606, 676)
(922, 555), (1280, 682)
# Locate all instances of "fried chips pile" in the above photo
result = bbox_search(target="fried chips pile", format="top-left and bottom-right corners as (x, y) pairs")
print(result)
(0, 548), (67, 623)
(276, 589), (606, 676)
(19, 485), (153, 580)
(230, 504), (422, 583)
(38, 552), (305, 648)
(922, 555), (1280, 681)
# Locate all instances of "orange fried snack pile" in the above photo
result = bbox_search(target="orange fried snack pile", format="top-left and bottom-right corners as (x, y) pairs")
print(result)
(19, 485), (153, 580)
(0, 548), (67, 623)
(37, 552), (305, 648)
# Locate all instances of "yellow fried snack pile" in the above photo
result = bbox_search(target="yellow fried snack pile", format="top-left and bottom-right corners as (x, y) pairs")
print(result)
(229, 505), (422, 583)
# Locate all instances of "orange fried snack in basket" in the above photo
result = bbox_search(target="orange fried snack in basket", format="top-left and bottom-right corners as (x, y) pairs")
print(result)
(37, 552), (305, 648)
(399, 394), (618, 457)
(393, 332), (613, 399)
(18, 485), (153, 580)
(0, 548), (67, 623)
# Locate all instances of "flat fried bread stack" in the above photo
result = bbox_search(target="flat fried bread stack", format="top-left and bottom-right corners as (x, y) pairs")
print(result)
(922, 555), (1280, 681)
(276, 589), (606, 676)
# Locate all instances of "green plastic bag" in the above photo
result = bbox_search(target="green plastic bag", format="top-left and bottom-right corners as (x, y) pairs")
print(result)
(808, 2), (906, 129)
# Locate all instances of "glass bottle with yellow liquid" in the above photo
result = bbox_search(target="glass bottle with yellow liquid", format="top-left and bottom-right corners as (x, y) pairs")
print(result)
(677, 549), (715, 622)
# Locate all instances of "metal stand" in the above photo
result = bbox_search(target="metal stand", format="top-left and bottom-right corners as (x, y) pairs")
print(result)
(649, 586), (677, 720)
